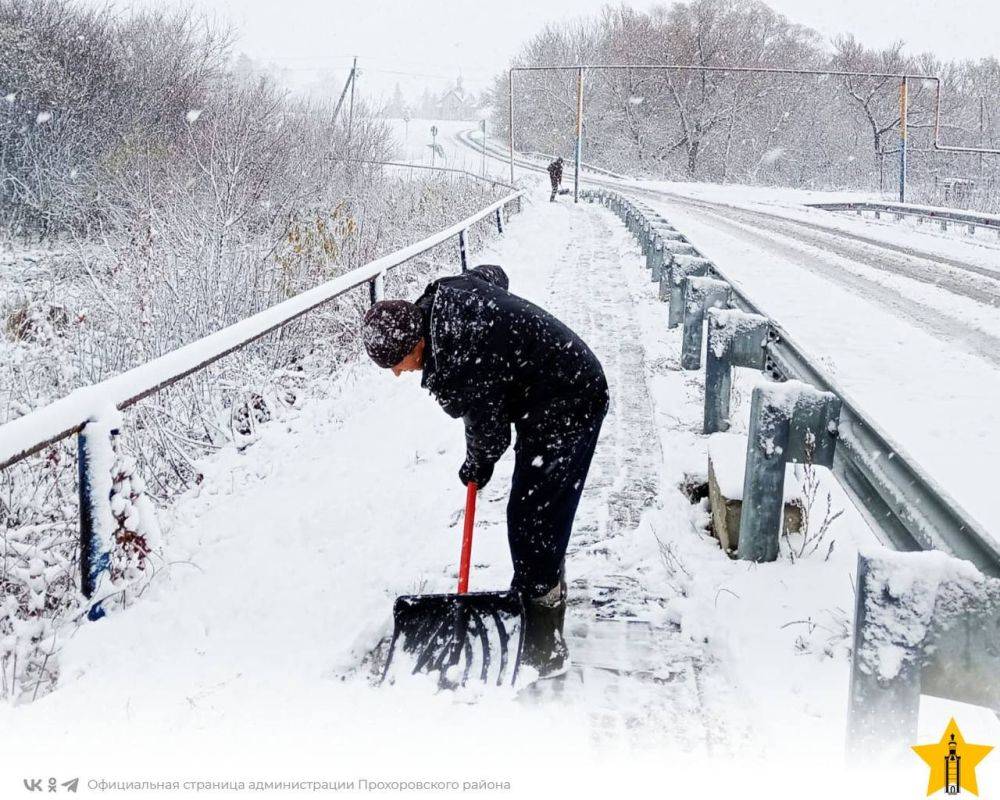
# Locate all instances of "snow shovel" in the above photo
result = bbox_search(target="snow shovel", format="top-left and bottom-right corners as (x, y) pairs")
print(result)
(381, 483), (525, 689)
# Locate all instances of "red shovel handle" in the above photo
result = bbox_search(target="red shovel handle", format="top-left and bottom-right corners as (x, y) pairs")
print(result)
(457, 482), (477, 593)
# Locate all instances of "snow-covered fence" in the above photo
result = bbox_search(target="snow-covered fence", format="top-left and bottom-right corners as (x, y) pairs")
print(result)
(809, 201), (1000, 237)
(847, 550), (1000, 755)
(0, 190), (524, 613)
(583, 188), (1000, 579)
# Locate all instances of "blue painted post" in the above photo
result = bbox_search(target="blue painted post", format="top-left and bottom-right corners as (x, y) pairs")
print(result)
(736, 381), (842, 562)
(459, 229), (468, 272)
(79, 417), (120, 620)
(495, 207), (504, 234)
(680, 277), (732, 370)
(704, 308), (770, 434)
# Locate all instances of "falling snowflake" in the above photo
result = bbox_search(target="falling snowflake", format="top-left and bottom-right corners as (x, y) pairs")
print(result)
(35, 111), (52, 124)
(186, 109), (203, 123)
(4, 93), (15, 103)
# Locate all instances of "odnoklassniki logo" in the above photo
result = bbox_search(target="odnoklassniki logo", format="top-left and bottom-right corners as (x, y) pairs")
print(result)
(913, 719), (993, 796)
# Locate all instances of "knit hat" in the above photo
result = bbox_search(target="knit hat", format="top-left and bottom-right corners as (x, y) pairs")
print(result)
(362, 300), (424, 368)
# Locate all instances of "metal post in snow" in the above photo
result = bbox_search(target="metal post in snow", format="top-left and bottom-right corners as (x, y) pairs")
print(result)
(574, 67), (583, 204)
(899, 77), (908, 204)
(496, 207), (504, 234)
(647, 235), (664, 282)
(680, 277), (732, 370)
(459, 229), (468, 272)
(667, 254), (710, 327)
(508, 70), (515, 185)
(736, 382), (842, 562)
(703, 309), (770, 434)
(369, 272), (385, 305)
(846, 553), (922, 757)
(79, 416), (120, 620)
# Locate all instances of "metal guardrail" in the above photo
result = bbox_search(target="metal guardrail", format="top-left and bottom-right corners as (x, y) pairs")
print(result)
(584, 188), (1000, 577)
(809, 201), (1000, 235)
(0, 190), (524, 610)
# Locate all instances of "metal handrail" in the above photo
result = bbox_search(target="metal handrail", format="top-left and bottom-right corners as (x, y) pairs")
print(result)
(0, 191), (523, 471)
(587, 188), (1000, 577)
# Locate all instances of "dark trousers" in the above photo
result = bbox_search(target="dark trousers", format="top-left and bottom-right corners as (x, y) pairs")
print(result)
(507, 408), (606, 598)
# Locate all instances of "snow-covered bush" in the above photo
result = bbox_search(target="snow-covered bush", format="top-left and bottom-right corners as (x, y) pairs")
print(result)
(1, 0), (511, 703)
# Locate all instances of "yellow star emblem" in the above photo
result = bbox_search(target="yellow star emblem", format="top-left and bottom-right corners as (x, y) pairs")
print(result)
(912, 718), (993, 796)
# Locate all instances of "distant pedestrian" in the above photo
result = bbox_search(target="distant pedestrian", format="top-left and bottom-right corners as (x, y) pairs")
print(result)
(547, 157), (564, 202)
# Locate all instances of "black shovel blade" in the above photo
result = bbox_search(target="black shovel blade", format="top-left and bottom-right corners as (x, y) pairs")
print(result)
(381, 590), (525, 689)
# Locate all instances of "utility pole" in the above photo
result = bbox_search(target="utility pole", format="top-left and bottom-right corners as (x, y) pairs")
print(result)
(347, 56), (358, 145)
(980, 96), (986, 179)
(898, 77), (908, 204)
(331, 60), (356, 127)
(574, 67), (584, 203)
(508, 70), (515, 184)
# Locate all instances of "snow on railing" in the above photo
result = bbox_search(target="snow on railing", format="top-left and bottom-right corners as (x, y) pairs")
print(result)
(0, 191), (523, 471)
(0, 189), (523, 611)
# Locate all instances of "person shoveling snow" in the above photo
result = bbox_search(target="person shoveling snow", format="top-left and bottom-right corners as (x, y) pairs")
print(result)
(362, 264), (608, 683)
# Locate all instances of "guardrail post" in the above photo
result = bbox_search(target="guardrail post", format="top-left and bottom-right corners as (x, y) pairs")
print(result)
(847, 550), (1000, 757)
(680, 277), (732, 370)
(647, 236), (664, 282)
(846, 553), (922, 757)
(79, 415), (121, 620)
(495, 208), (505, 234)
(704, 309), (770, 433)
(736, 381), (842, 562)
(667, 255), (711, 327)
(459, 229), (468, 272)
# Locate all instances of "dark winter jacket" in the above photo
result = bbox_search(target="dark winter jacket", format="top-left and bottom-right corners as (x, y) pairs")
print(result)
(547, 159), (563, 188)
(416, 265), (608, 476)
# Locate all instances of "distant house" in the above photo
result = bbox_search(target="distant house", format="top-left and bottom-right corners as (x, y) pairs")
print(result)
(436, 78), (476, 121)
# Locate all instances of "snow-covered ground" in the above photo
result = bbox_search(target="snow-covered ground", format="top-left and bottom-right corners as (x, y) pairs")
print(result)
(0, 178), (964, 796)
(387, 117), (503, 179)
(6, 180), (997, 797)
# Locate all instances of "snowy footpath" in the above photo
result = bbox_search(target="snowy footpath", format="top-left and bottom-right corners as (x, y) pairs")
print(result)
(4, 186), (986, 796)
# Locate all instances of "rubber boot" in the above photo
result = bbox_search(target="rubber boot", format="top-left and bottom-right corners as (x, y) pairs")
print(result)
(520, 576), (569, 679)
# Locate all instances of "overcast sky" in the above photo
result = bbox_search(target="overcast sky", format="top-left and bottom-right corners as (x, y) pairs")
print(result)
(88, 0), (999, 100)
